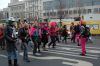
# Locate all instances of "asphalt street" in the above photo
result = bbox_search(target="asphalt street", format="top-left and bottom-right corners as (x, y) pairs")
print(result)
(0, 37), (100, 66)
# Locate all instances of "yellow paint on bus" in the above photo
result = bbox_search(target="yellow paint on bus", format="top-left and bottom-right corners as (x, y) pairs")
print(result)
(62, 20), (100, 35)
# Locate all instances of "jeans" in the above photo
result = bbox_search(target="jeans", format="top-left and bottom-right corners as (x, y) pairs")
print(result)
(23, 44), (29, 61)
(7, 50), (17, 60)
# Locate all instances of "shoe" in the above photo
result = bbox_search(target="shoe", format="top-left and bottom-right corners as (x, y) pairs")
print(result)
(77, 44), (80, 46)
(48, 46), (50, 48)
(23, 59), (30, 62)
(80, 53), (86, 56)
(14, 59), (19, 66)
(38, 50), (41, 53)
(8, 60), (12, 66)
(25, 60), (30, 62)
(8, 64), (12, 66)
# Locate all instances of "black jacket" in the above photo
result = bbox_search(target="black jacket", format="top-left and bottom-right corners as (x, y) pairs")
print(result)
(5, 25), (16, 51)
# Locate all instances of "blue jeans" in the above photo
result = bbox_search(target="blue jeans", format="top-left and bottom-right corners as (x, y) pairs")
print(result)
(7, 50), (17, 60)
(23, 44), (29, 61)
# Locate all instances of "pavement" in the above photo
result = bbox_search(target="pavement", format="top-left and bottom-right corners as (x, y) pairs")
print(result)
(0, 37), (100, 66)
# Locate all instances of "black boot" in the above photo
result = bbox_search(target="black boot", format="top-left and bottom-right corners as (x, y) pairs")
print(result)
(14, 59), (18, 66)
(8, 60), (12, 66)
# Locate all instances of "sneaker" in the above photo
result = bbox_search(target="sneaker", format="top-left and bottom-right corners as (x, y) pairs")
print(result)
(24, 60), (30, 62)
(80, 53), (86, 56)
(38, 50), (41, 53)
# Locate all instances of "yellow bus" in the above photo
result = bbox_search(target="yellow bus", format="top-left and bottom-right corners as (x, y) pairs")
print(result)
(62, 20), (100, 35)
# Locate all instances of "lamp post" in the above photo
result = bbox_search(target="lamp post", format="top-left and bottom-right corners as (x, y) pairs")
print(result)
(58, 0), (62, 28)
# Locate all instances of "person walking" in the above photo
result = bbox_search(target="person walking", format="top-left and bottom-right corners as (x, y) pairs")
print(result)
(41, 24), (48, 51)
(48, 26), (56, 48)
(62, 25), (68, 43)
(18, 22), (30, 62)
(5, 20), (18, 66)
(80, 21), (90, 56)
(0, 24), (5, 50)
(70, 23), (75, 43)
(74, 23), (81, 46)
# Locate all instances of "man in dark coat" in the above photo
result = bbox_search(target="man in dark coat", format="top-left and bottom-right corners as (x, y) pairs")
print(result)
(5, 20), (18, 66)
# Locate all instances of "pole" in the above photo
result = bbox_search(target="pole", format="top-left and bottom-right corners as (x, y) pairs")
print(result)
(59, 0), (62, 28)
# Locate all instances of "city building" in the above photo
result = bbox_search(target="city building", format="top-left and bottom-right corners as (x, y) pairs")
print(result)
(0, 8), (9, 20)
(43, 0), (100, 19)
(8, 0), (25, 20)
(0, 10), (4, 20)
(25, 0), (43, 18)
(8, 0), (43, 20)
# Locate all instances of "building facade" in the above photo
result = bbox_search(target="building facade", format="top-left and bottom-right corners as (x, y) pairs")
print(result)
(8, 0), (25, 20)
(43, 0), (100, 19)
(0, 8), (9, 20)
(8, 0), (43, 20)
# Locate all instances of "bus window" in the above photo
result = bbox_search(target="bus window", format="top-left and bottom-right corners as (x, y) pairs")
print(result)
(86, 24), (90, 28)
(92, 24), (99, 30)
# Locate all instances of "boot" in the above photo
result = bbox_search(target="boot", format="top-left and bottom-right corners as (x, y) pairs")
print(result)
(8, 60), (12, 66)
(14, 59), (18, 66)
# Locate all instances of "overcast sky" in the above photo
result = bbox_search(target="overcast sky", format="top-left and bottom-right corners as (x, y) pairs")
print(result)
(0, 0), (24, 9)
(0, 0), (10, 9)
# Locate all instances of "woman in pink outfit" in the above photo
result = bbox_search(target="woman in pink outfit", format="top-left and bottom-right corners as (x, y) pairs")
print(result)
(80, 21), (89, 56)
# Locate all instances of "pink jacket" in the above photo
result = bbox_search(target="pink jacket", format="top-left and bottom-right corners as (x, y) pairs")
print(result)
(29, 27), (36, 37)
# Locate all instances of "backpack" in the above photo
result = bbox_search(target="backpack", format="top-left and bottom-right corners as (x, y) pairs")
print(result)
(32, 29), (39, 41)
(81, 27), (90, 37)
(74, 25), (81, 34)
(33, 29), (39, 37)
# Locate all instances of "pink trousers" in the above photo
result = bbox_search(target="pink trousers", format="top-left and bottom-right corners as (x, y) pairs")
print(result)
(80, 37), (86, 55)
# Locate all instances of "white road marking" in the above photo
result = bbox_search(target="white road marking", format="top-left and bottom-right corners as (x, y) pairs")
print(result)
(20, 52), (93, 66)
(57, 47), (100, 54)
(0, 54), (7, 58)
(48, 49), (99, 57)
(57, 44), (100, 50)
(42, 51), (98, 59)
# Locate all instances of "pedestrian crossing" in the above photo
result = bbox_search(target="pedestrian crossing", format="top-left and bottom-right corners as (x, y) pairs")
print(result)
(55, 44), (100, 58)
(19, 43), (100, 66)
(0, 43), (100, 66)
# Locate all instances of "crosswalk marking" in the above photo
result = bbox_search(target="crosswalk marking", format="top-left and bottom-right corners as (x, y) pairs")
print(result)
(56, 47), (100, 54)
(0, 43), (99, 66)
(0, 54), (7, 58)
(47, 49), (99, 57)
(19, 52), (93, 66)
(43, 50), (98, 59)
(57, 44), (100, 50)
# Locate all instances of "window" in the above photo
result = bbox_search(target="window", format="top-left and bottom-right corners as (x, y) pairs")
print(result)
(65, 11), (68, 14)
(93, 24), (99, 30)
(83, 9), (86, 14)
(94, 8), (99, 13)
(94, 1), (100, 5)
(88, 9), (92, 13)
(69, 10), (72, 14)
(73, 10), (77, 14)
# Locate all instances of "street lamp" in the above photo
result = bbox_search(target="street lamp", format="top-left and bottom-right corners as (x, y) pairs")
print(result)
(58, 0), (62, 28)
